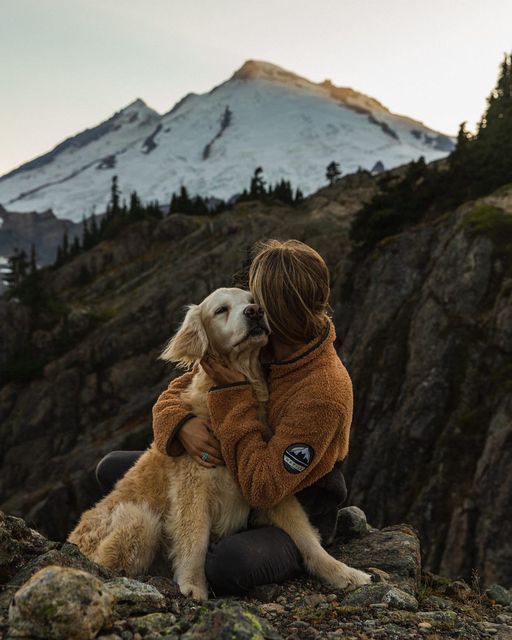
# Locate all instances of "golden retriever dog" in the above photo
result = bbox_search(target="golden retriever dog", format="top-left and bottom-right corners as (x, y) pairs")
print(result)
(68, 287), (371, 600)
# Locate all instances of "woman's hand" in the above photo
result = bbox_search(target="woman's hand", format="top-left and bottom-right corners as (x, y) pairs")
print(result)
(201, 356), (247, 386)
(177, 417), (225, 468)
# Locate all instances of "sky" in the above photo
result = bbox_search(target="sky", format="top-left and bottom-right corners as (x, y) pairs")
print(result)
(1, 0), (512, 176)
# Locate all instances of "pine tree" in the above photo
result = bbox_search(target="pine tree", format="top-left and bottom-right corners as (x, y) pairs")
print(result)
(169, 193), (176, 215)
(450, 121), (472, 173)
(130, 191), (143, 219)
(90, 214), (99, 240)
(111, 175), (120, 214)
(18, 244), (45, 310)
(173, 186), (192, 214)
(249, 167), (266, 198)
(82, 216), (92, 250)
(478, 53), (512, 135)
(62, 230), (69, 260)
(326, 161), (342, 186)
(4, 248), (28, 287)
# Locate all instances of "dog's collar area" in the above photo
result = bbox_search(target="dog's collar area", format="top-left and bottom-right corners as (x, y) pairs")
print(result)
(209, 380), (251, 392)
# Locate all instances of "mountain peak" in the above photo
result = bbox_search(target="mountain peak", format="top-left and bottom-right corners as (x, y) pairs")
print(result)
(118, 98), (159, 118)
(231, 59), (304, 83)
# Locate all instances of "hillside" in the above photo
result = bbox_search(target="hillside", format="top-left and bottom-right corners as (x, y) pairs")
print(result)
(0, 162), (511, 590)
(0, 60), (453, 222)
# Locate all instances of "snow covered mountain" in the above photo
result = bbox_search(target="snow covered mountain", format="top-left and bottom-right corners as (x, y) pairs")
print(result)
(0, 60), (454, 221)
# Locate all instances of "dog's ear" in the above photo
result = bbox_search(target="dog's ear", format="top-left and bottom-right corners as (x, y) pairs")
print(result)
(160, 304), (208, 368)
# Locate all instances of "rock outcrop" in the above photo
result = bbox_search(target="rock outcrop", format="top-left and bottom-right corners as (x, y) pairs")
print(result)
(0, 171), (511, 589)
(0, 205), (81, 266)
(2, 510), (512, 640)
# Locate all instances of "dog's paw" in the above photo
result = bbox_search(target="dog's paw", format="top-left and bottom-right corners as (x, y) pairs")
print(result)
(179, 582), (209, 601)
(345, 567), (373, 591)
(327, 563), (372, 591)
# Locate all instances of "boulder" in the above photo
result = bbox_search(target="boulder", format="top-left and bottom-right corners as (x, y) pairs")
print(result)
(336, 505), (369, 537)
(8, 565), (113, 640)
(342, 583), (419, 611)
(106, 577), (167, 617)
(486, 584), (512, 606)
(0, 541), (113, 614)
(181, 603), (282, 640)
(127, 612), (178, 637)
(0, 511), (55, 584)
(336, 524), (421, 594)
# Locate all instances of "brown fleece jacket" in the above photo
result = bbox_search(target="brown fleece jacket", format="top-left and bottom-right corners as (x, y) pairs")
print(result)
(152, 365), (199, 457)
(152, 320), (353, 509)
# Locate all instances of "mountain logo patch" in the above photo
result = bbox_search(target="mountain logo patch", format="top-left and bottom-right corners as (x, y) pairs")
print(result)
(283, 444), (314, 474)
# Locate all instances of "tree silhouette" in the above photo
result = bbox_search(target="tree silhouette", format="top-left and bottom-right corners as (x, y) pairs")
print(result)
(250, 167), (266, 198)
(326, 161), (342, 186)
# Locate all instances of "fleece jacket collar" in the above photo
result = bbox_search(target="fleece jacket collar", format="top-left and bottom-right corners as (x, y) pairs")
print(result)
(267, 319), (335, 379)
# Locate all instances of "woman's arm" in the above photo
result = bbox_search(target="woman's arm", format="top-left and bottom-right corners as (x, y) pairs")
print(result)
(206, 383), (350, 509)
(152, 367), (224, 466)
(152, 369), (197, 455)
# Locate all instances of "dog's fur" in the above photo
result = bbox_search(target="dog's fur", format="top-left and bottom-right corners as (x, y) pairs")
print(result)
(68, 287), (371, 599)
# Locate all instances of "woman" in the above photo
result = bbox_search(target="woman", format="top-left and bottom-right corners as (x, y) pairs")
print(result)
(97, 239), (352, 596)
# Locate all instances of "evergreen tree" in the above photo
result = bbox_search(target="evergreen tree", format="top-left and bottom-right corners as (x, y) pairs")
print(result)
(169, 191), (178, 215)
(90, 214), (99, 240)
(4, 248), (28, 287)
(478, 53), (512, 135)
(326, 161), (342, 185)
(130, 191), (143, 219)
(82, 216), (92, 250)
(111, 175), (120, 214)
(170, 186), (193, 214)
(62, 230), (69, 260)
(249, 167), (266, 198)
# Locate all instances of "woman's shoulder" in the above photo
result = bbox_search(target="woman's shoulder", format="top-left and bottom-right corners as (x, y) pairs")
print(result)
(271, 346), (352, 406)
(312, 348), (353, 395)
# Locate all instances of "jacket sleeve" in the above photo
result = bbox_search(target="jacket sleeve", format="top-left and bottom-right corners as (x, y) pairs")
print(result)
(206, 382), (351, 509)
(152, 368), (197, 456)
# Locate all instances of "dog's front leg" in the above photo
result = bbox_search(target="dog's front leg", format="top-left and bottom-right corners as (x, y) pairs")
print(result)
(164, 489), (211, 601)
(266, 497), (371, 591)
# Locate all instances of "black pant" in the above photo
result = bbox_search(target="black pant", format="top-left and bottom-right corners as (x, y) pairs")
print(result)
(96, 450), (343, 596)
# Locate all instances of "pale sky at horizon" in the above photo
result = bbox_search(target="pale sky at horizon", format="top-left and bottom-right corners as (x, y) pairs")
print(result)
(1, 0), (512, 176)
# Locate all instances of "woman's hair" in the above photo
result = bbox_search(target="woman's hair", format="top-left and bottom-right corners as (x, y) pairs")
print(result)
(248, 239), (331, 344)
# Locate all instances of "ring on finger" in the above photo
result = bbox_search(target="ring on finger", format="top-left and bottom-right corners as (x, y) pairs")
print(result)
(201, 451), (210, 462)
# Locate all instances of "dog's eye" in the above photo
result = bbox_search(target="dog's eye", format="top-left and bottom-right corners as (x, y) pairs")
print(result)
(215, 306), (228, 315)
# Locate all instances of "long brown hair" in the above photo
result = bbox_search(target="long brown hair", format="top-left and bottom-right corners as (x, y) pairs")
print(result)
(248, 239), (331, 344)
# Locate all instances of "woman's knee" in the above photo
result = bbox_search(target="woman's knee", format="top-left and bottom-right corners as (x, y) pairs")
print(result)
(205, 526), (303, 596)
(95, 450), (143, 494)
(205, 535), (253, 595)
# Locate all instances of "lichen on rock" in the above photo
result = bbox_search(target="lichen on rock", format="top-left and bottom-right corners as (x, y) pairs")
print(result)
(8, 565), (113, 640)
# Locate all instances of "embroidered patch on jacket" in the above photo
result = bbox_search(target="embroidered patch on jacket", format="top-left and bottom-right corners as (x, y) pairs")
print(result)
(283, 443), (315, 474)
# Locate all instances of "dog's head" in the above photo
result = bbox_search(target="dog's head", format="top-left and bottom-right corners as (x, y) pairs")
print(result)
(160, 287), (270, 368)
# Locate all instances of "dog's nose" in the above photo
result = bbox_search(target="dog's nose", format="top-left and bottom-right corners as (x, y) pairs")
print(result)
(244, 304), (264, 319)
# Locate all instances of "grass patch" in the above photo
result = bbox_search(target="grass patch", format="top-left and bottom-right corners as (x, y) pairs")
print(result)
(490, 182), (512, 197)
(465, 203), (512, 245)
